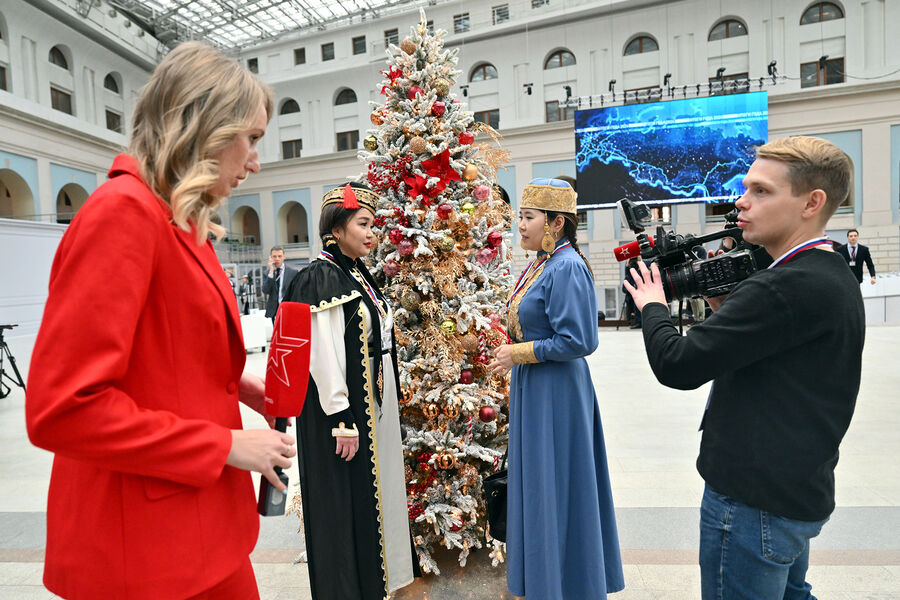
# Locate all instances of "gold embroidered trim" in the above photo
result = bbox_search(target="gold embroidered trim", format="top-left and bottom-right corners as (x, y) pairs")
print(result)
(357, 304), (390, 596)
(507, 262), (546, 341)
(510, 341), (539, 364)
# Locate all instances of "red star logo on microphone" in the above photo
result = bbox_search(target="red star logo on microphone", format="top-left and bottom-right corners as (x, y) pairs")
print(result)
(266, 317), (309, 389)
(618, 247), (632, 259)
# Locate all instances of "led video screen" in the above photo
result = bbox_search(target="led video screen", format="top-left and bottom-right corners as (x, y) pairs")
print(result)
(574, 91), (768, 207)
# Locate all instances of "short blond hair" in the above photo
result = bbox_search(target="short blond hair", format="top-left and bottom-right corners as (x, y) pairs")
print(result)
(129, 42), (274, 243)
(755, 136), (853, 221)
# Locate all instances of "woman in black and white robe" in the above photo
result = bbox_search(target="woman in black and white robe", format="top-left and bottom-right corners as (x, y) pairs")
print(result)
(283, 182), (417, 600)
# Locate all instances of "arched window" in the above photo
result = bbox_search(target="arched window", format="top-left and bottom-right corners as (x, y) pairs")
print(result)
(624, 35), (659, 56)
(49, 46), (69, 70)
(280, 98), (300, 114)
(103, 73), (120, 94)
(801, 2), (844, 24)
(708, 19), (748, 41)
(544, 49), (576, 70)
(470, 63), (498, 82)
(335, 88), (357, 105)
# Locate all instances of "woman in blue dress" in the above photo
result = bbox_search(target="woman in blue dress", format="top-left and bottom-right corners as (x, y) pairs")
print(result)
(489, 178), (624, 599)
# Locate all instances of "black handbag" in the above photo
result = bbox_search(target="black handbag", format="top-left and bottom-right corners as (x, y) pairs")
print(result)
(482, 452), (508, 542)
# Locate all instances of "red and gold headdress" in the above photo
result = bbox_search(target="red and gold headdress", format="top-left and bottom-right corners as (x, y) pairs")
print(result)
(322, 183), (379, 214)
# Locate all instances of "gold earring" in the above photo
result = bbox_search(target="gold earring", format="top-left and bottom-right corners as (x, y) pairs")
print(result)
(541, 221), (555, 253)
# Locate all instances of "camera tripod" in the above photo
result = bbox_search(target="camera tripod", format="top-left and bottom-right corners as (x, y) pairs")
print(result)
(0, 325), (26, 399)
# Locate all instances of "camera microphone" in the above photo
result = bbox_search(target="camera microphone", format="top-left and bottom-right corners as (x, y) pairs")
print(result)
(613, 237), (654, 262)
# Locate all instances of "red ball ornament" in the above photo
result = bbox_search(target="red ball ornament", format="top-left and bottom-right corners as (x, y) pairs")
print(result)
(431, 101), (446, 116)
(389, 229), (404, 245)
(475, 352), (489, 364)
(459, 369), (474, 384)
(398, 239), (415, 256)
(449, 522), (462, 532)
(487, 231), (503, 248)
(479, 406), (496, 422)
(436, 203), (453, 220)
(383, 260), (400, 276)
(408, 86), (424, 99)
(459, 131), (475, 145)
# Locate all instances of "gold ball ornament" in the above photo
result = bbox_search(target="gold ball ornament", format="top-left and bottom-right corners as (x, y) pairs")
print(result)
(460, 333), (479, 353)
(437, 452), (456, 469)
(400, 289), (422, 311)
(440, 319), (457, 335)
(400, 38), (417, 54)
(409, 136), (427, 154)
(423, 403), (440, 419)
(363, 135), (378, 151)
(370, 110), (384, 125)
(461, 202), (475, 215)
(443, 404), (460, 419)
(433, 77), (450, 97)
(438, 235), (455, 252)
(462, 163), (479, 181)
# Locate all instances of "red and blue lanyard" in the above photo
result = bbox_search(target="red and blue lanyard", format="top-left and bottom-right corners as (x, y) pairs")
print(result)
(768, 237), (833, 269)
(320, 251), (386, 320)
(506, 241), (571, 309)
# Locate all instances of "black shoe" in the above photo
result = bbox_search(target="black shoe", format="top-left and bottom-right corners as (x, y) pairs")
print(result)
(630, 324), (641, 329)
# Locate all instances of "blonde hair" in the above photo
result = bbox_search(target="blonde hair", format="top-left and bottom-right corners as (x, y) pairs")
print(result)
(129, 42), (274, 243)
(755, 136), (853, 221)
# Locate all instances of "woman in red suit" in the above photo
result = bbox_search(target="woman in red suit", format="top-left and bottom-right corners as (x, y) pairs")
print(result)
(25, 42), (295, 600)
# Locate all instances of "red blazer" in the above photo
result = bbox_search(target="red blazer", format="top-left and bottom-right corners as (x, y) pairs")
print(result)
(26, 155), (259, 599)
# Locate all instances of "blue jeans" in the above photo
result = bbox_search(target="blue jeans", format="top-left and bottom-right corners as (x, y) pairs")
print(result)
(699, 484), (828, 600)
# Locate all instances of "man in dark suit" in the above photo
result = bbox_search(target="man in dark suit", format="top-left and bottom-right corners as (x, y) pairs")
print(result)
(263, 245), (298, 321)
(837, 229), (876, 284)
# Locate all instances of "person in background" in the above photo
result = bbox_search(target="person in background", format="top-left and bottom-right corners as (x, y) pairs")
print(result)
(282, 182), (418, 600)
(837, 228), (876, 284)
(239, 274), (253, 315)
(25, 41), (295, 600)
(489, 178), (624, 599)
(263, 245), (297, 322)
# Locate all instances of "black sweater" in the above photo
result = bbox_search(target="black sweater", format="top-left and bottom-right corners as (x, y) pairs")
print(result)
(641, 249), (865, 521)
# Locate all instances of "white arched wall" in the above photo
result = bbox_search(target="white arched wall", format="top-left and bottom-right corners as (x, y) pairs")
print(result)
(277, 201), (309, 245)
(0, 169), (34, 219)
(55, 182), (89, 224)
(231, 205), (261, 244)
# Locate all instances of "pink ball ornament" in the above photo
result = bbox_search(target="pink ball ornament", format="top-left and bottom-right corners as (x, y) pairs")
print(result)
(488, 313), (501, 327)
(407, 86), (424, 99)
(459, 370), (474, 384)
(487, 231), (503, 248)
(473, 185), (491, 201)
(431, 101), (446, 116)
(476, 248), (496, 265)
(384, 260), (401, 276)
(436, 203), (453, 220)
(398, 239), (415, 256)
(475, 353), (489, 364)
(389, 229), (404, 245)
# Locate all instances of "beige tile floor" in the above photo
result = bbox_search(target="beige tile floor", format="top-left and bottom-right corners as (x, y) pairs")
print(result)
(1, 325), (898, 600)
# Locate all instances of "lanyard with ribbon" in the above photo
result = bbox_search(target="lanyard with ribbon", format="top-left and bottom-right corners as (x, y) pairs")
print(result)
(768, 237), (833, 269)
(506, 241), (571, 309)
(320, 251), (386, 321)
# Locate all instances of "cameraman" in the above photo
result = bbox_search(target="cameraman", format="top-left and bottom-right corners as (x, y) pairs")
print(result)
(625, 136), (864, 600)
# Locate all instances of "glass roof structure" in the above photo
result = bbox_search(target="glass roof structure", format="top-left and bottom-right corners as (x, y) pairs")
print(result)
(109, 0), (443, 50)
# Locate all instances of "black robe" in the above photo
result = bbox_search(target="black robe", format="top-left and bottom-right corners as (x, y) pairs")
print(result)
(283, 251), (418, 600)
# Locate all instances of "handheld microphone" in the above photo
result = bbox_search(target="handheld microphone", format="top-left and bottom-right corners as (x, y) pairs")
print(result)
(258, 302), (311, 517)
(613, 237), (654, 262)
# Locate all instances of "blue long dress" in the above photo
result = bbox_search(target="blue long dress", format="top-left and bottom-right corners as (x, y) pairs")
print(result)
(506, 241), (625, 599)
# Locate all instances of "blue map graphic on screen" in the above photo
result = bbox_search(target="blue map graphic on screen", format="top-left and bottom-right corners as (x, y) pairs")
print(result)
(574, 92), (768, 206)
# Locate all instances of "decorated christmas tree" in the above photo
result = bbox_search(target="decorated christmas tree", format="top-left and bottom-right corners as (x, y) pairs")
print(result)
(358, 11), (513, 574)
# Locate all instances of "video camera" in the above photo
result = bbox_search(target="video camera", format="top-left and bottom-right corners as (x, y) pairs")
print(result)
(615, 199), (764, 301)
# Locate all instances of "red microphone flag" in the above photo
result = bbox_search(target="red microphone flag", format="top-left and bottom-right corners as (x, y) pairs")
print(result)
(265, 302), (311, 417)
(613, 237), (655, 262)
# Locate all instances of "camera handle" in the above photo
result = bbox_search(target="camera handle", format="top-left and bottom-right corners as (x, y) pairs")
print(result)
(0, 326), (26, 399)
